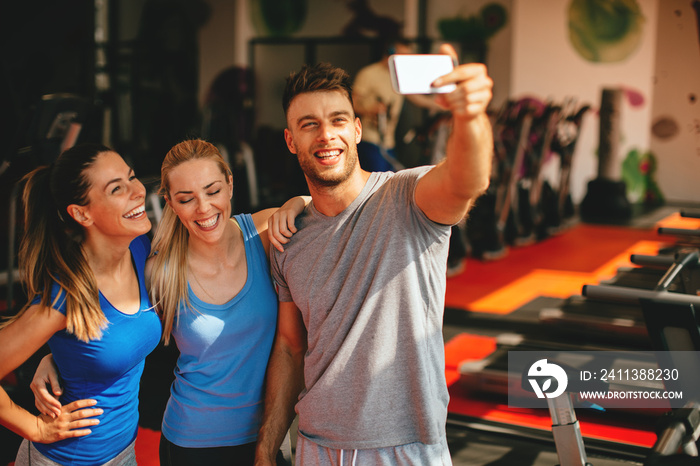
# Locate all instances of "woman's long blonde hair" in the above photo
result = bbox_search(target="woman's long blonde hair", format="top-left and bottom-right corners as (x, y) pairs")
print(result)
(149, 139), (232, 344)
(1, 144), (114, 342)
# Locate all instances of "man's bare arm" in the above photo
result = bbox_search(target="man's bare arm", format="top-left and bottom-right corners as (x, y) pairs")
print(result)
(415, 44), (494, 225)
(255, 300), (307, 465)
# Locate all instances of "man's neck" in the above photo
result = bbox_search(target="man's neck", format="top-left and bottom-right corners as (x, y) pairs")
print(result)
(308, 170), (372, 217)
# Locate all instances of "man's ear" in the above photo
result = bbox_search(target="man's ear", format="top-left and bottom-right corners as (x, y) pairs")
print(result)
(284, 128), (297, 155)
(66, 204), (93, 227)
(355, 117), (362, 144)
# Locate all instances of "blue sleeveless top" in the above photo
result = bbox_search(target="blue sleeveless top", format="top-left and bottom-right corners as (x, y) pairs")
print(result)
(34, 235), (162, 465)
(161, 214), (278, 447)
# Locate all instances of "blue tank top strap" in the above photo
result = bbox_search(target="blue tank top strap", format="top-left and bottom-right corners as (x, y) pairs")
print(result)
(233, 213), (256, 241)
(233, 214), (267, 266)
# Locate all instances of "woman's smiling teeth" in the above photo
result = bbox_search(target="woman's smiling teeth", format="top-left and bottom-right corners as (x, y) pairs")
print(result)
(195, 214), (219, 229)
(123, 205), (146, 219)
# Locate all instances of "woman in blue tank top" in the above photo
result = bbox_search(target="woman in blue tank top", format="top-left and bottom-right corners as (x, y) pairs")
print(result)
(0, 144), (162, 466)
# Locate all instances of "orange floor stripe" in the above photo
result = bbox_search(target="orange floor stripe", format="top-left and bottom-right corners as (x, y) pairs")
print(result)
(589, 240), (662, 279)
(445, 333), (498, 370)
(466, 240), (665, 314)
(655, 212), (700, 230)
(469, 269), (598, 314)
(446, 223), (674, 313)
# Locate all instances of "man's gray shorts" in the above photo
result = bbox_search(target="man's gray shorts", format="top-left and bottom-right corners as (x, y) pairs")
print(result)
(296, 433), (452, 465)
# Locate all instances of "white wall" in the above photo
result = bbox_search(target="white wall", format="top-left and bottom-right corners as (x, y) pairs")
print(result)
(510, 0), (659, 204)
(650, 0), (700, 203)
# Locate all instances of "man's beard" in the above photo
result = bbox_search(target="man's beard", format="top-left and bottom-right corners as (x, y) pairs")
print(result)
(296, 145), (359, 188)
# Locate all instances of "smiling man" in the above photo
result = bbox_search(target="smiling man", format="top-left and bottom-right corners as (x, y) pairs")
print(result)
(256, 44), (494, 466)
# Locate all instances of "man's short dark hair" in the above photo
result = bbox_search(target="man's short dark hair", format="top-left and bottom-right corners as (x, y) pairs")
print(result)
(282, 62), (354, 117)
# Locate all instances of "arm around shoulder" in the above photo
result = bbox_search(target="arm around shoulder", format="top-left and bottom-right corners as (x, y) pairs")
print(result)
(263, 196), (312, 253)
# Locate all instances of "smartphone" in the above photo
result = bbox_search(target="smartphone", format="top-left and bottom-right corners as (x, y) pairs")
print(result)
(388, 54), (457, 95)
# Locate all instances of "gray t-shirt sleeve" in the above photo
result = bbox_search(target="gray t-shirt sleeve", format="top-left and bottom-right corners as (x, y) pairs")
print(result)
(270, 242), (293, 302)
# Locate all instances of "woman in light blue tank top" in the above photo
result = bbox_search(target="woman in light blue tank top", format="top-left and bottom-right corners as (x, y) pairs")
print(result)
(149, 139), (306, 466)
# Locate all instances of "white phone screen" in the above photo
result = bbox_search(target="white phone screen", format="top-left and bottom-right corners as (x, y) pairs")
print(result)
(389, 54), (457, 95)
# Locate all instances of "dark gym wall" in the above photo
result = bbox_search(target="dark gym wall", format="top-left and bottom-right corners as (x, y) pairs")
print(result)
(0, 0), (95, 164)
(0, 0), (96, 268)
(127, 0), (210, 178)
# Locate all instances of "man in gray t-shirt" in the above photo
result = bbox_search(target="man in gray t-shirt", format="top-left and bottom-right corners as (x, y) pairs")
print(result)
(255, 44), (493, 466)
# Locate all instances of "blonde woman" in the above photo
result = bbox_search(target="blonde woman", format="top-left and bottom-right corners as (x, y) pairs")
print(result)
(1, 143), (162, 465)
(149, 139), (305, 465)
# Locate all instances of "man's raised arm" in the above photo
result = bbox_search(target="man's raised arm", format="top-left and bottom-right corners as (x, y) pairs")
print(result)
(415, 43), (494, 226)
